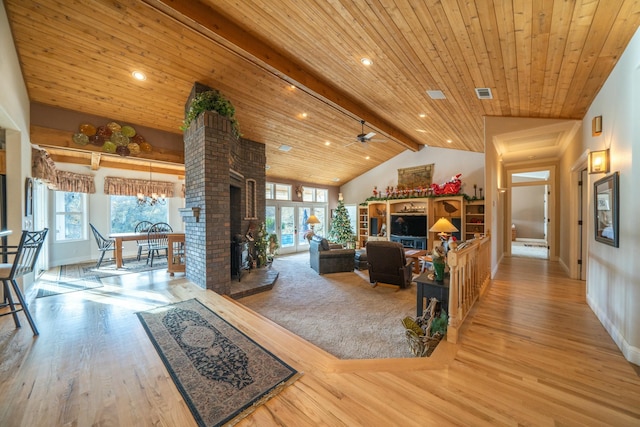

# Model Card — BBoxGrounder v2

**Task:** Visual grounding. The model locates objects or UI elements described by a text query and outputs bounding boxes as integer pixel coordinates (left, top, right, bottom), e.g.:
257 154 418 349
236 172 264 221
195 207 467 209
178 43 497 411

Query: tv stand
390 235 427 250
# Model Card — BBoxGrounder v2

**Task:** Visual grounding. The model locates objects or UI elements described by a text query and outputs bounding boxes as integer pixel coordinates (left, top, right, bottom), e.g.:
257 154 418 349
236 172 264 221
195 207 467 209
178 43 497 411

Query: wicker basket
404 329 443 357
401 297 444 357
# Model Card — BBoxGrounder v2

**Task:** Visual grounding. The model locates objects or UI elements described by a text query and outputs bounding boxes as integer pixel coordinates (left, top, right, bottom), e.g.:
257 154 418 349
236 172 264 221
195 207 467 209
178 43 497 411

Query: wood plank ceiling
5 0 640 184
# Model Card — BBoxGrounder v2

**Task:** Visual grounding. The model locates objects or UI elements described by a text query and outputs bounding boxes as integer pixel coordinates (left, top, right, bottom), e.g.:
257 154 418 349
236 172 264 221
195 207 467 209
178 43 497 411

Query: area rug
137 298 300 427
61 256 168 280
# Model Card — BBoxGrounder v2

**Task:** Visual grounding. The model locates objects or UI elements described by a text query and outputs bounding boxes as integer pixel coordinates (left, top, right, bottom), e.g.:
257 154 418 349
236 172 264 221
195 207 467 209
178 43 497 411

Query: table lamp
429 217 459 241
306 214 321 231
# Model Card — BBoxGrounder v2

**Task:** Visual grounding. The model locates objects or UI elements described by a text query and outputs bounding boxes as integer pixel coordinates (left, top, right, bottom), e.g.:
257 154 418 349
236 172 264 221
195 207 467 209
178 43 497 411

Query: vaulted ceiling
5 0 640 184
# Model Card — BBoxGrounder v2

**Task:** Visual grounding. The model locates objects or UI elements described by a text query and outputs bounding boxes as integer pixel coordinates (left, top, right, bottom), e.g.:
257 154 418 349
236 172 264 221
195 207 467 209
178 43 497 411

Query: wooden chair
89 223 119 268
146 222 172 266
135 221 154 261
0 229 48 335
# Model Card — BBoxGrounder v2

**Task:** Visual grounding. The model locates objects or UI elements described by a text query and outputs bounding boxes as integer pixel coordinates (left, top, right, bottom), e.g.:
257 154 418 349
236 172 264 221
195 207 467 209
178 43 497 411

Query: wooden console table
167 233 185 276
415 272 449 317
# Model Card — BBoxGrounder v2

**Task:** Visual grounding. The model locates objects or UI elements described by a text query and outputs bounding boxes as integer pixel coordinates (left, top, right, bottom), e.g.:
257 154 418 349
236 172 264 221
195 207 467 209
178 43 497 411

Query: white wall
340 145 485 204
0 2 31 238
582 27 640 365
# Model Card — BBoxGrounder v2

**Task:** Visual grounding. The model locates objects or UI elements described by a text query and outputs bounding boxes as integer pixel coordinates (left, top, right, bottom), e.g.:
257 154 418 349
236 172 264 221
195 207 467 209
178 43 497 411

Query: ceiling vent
426 90 446 99
475 88 493 99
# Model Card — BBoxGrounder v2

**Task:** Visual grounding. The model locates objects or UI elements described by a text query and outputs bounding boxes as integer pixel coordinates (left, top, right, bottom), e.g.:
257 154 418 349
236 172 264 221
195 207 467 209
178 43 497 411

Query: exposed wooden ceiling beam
142 0 422 152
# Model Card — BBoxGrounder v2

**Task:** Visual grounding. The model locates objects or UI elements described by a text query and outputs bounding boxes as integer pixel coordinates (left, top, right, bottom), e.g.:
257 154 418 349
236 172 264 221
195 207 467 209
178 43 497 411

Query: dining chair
147 222 172 266
89 223 120 268
135 221 154 261
0 228 48 335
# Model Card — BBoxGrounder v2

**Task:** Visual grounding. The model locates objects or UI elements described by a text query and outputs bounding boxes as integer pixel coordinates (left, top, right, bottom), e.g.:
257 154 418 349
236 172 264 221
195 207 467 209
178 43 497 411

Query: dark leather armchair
366 240 413 288
309 236 355 274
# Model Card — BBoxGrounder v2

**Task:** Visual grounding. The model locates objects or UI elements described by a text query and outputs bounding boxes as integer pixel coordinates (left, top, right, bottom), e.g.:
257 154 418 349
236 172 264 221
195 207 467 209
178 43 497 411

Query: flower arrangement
181 90 241 137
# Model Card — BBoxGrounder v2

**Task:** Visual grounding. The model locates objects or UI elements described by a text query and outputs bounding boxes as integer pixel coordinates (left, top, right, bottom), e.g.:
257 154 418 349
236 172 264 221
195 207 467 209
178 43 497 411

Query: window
302 187 328 202
266 182 291 200
110 195 168 233
55 191 86 241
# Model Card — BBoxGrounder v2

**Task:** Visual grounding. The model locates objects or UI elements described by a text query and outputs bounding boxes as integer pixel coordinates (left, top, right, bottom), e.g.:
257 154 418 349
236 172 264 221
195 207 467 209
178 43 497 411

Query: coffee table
404 249 427 274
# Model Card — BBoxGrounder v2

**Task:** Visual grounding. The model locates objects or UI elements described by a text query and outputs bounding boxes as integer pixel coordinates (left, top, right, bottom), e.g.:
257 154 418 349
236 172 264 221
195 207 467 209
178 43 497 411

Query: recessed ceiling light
300 112 308 118
446 139 453 144
131 70 146 81
278 145 292 152
426 90 446 99
265 165 271 170
416 129 427 133
288 85 296 90
332 177 340 182
360 57 373 66
365 156 370 160
419 113 426 118
324 141 331 146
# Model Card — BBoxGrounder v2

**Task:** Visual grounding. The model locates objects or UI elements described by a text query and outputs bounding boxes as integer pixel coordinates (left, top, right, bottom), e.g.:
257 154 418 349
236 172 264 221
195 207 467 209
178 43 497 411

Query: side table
415 272 449 317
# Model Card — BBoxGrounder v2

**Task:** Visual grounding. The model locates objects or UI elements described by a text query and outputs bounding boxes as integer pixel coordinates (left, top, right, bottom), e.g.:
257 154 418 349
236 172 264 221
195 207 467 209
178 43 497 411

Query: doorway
265 201 327 254
507 168 554 260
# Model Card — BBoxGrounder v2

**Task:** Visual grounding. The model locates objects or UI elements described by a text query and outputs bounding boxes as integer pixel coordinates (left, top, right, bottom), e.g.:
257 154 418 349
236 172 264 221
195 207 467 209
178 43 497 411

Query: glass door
266 202 327 254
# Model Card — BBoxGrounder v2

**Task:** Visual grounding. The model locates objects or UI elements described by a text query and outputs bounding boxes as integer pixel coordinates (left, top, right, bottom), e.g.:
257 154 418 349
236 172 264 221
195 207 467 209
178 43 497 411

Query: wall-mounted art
397 164 434 189
594 171 619 247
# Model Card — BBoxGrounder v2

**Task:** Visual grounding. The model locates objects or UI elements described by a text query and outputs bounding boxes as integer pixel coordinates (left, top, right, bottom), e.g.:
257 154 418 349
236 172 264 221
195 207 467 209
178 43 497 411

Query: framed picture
594 172 619 247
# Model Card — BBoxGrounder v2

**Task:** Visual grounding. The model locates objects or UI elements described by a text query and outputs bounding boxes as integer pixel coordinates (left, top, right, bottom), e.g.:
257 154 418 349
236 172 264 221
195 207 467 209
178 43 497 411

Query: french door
265 202 327 254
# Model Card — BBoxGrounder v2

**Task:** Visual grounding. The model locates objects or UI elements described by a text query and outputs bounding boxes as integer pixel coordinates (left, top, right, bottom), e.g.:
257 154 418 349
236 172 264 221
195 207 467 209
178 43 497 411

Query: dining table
108 231 157 269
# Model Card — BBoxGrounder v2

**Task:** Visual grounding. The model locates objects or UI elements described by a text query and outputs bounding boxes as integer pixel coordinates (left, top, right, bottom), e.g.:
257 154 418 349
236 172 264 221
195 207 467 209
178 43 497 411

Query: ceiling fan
346 120 386 147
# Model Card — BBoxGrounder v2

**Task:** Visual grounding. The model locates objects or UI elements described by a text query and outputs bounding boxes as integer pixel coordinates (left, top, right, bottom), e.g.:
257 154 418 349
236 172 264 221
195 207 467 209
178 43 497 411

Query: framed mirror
594 171 619 247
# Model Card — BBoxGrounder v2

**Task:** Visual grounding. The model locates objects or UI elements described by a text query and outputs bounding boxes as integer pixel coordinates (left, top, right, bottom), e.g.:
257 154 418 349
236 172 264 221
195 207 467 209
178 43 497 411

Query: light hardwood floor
1 256 639 426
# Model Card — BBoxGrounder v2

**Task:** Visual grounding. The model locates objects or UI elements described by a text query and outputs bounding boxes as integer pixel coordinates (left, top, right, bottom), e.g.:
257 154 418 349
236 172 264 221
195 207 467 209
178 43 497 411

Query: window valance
31 147 96 193
56 170 96 193
104 176 175 198
31 147 57 187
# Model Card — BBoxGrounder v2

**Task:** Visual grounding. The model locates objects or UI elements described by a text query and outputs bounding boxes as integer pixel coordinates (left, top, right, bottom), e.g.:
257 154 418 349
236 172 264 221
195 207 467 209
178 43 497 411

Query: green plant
267 233 279 259
181 90 241 137
254 222 269 267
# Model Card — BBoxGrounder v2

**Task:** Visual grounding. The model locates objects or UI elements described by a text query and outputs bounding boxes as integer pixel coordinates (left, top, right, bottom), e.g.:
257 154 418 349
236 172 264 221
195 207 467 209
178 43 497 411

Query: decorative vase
433 259 446 281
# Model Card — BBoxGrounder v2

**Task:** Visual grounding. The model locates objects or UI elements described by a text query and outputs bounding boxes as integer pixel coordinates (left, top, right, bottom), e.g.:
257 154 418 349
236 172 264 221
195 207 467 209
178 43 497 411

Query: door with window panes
265 183 328 254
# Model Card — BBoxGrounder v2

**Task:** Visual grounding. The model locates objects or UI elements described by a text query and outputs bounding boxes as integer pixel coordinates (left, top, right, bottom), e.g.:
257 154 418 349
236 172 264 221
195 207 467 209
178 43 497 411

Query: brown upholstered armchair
365 240 413 288
309 236 355 274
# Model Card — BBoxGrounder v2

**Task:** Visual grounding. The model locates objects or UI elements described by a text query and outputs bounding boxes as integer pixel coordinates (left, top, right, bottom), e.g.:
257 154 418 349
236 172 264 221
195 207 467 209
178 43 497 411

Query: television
390 215 427 237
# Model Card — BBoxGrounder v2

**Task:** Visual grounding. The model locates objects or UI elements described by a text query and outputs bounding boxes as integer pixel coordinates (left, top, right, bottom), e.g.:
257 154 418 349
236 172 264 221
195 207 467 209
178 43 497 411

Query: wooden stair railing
445 236 491 343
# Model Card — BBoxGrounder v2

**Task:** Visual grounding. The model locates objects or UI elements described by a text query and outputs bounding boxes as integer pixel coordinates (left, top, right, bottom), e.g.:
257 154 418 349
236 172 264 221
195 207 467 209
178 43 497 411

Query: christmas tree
328 198 355 246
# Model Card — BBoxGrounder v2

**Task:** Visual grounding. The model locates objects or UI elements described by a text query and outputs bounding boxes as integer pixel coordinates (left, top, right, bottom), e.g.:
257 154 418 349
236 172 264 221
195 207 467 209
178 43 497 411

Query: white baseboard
587 293 640 366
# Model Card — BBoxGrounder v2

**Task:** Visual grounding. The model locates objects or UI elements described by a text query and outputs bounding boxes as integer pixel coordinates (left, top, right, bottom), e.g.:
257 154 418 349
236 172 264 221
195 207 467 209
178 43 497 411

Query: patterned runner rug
137 299 300 427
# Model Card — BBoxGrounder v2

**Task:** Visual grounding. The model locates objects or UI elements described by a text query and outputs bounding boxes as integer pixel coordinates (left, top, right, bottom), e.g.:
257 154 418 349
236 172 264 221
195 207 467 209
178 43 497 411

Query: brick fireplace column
182 83 266 293
183 87 232 294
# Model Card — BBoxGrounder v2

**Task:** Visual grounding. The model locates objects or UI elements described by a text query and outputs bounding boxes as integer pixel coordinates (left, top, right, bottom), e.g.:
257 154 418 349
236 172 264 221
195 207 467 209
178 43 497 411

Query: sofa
309 236 355 274
365 240 413 288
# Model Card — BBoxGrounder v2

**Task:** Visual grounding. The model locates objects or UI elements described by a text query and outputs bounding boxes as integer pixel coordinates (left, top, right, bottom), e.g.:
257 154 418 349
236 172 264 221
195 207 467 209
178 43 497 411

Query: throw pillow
321 238 330 251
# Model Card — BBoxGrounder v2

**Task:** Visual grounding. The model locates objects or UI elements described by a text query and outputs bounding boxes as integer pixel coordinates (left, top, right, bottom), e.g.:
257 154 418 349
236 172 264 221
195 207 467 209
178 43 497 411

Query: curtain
104 176 175 197
31 147 96 193
31 147 58 188
55 170 96 193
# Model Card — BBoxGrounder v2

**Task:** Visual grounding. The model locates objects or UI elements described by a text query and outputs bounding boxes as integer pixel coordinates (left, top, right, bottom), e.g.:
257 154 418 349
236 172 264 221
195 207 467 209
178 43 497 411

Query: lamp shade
306 214 321 225
588 149 609 174
429 217 459 233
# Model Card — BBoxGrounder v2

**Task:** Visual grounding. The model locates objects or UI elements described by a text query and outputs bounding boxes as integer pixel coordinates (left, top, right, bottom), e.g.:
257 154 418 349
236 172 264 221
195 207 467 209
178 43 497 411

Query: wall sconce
592 115 602 136
588 149 610 174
